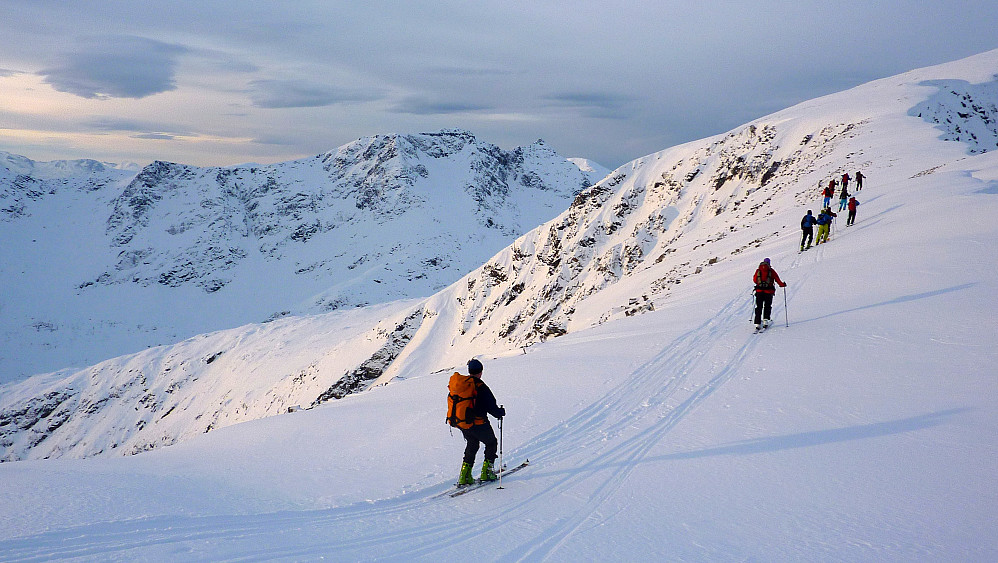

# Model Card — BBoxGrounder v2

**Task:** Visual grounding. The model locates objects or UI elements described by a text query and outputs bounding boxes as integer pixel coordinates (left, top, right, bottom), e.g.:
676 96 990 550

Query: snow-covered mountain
0 51 996 561
3 51 997 464
0 130 608 383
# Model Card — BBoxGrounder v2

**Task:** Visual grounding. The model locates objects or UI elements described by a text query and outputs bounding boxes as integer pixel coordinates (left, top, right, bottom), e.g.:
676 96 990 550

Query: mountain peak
0 129 604 384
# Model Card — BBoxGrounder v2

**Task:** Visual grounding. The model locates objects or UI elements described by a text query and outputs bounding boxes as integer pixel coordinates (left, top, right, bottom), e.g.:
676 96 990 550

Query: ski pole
783 286 789 327
497 407 504 489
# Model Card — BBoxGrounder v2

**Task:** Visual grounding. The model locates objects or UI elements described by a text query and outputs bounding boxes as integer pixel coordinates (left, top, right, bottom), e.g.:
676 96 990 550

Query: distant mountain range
0 129 609 383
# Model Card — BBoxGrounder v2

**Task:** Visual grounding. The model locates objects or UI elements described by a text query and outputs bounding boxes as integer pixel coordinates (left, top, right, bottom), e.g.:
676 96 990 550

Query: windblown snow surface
1 50 997 560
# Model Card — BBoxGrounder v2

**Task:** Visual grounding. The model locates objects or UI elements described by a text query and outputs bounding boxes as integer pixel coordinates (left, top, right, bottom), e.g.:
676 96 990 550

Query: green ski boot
458 462 475 486
480 459 498 482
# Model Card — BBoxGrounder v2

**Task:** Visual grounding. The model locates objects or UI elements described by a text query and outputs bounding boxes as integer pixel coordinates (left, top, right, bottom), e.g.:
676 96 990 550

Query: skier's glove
496 407 506 418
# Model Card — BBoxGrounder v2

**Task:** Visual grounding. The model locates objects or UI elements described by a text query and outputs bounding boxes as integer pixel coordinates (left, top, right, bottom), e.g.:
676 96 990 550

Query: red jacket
753 263 786 294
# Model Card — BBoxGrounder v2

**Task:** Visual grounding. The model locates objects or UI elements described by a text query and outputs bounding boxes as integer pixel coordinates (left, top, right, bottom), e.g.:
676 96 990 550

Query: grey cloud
544 92 637 120
86 117 155 131
0 68 25 77
189 48 260 74
249 79 384 109
252 134 300 146
426 66 515 77
391 96 494 115
39 36 188 99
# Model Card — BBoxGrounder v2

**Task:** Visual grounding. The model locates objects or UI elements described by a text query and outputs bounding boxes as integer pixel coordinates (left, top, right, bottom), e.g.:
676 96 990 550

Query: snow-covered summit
0 151 138 179
567 156 611 179
0 130 605 382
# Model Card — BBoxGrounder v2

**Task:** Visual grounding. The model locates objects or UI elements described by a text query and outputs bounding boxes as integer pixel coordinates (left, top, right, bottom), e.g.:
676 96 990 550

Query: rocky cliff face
92 129 601 300
909 77 998 154
0 130 606 382
422 120 867 354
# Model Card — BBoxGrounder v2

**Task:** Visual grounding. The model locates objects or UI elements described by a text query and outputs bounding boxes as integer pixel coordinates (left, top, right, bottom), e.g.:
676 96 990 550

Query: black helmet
467 359 483 375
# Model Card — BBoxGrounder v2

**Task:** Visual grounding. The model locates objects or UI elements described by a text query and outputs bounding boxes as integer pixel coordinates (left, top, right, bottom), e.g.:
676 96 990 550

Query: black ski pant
461 423 497 464
800 227 813 248
754 291 774 325
847 209 856 225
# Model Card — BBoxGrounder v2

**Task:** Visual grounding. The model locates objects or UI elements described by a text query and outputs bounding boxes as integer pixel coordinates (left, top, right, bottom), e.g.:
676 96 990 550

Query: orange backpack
446 372 482 429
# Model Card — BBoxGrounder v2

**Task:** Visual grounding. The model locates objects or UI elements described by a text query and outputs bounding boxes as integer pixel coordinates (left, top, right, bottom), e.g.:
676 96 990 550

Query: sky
1 1 997 170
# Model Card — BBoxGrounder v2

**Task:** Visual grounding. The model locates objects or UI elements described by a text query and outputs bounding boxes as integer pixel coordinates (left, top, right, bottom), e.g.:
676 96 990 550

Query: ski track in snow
498 293 762 561
0 292 769 561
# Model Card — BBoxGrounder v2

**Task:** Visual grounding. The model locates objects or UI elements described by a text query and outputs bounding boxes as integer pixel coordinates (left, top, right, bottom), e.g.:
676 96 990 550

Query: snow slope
0 131 605 383
0 50 997 560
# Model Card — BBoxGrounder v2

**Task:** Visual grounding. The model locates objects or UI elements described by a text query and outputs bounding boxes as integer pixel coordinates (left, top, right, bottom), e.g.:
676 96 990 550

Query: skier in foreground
753 258 787 331
447 359 505 485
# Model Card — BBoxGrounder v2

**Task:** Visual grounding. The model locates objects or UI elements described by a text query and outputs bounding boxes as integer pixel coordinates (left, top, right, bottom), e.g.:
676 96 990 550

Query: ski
446 460 530 498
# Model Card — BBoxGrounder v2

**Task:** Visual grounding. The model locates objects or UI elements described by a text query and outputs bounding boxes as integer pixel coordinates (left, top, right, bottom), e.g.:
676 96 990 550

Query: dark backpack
446 373 480 429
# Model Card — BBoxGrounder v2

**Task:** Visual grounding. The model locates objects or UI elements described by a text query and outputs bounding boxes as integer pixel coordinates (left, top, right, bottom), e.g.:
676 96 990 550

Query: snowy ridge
2 52 998 467
909 77 998 153
0 301 419 460
413 120 864 353
0 151 136 180
98 130 594 295
0 130 603 381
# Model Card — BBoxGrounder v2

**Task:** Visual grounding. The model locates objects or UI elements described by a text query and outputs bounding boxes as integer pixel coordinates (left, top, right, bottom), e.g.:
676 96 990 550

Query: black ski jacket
470 378 504 421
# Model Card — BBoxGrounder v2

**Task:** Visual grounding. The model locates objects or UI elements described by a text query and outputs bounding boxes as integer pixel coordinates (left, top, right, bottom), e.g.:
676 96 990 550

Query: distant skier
752 258 787 330
838 185 849 211
447 359 505 485
815 208 837 244
841 173 850 191
800 209 818 251
823 180 835 208
855 170 864 191
847 197 860 226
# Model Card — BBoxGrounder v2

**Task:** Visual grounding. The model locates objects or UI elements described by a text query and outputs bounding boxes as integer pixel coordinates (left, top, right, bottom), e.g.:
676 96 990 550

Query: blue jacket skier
800 210 818 250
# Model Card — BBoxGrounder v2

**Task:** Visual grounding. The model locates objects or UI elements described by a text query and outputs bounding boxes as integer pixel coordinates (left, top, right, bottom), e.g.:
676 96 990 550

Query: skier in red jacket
753 258 787 330
847 197 860 226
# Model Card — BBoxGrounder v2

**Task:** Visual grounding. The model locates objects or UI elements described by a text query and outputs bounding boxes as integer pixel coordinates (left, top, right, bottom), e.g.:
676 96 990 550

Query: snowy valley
0 50 997 560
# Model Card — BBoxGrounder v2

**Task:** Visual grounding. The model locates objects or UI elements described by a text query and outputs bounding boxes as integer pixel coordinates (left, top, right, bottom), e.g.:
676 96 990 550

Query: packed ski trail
0 290 776 561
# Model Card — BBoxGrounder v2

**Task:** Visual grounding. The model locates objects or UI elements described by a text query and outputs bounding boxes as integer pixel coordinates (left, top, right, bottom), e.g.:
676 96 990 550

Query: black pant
754 292 774 325
847 209 856 225
461 423 497 464
800 227 813 248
